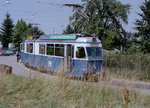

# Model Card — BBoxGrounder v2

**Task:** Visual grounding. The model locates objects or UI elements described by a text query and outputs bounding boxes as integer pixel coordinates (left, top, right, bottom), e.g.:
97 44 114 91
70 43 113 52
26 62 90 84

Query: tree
0 13 14 47
12 20 44 47
63 25 74 34
12 19 29 47
134 0 150 53
65 0 130 50
28 23 44 36
0 33 2 41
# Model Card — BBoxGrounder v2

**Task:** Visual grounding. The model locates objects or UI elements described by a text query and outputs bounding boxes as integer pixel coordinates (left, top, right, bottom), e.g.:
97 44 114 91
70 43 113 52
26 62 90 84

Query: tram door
64 44 73 74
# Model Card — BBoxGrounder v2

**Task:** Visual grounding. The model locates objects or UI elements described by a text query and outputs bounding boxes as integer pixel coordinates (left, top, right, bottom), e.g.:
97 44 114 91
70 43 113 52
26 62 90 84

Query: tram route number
48 61 52 67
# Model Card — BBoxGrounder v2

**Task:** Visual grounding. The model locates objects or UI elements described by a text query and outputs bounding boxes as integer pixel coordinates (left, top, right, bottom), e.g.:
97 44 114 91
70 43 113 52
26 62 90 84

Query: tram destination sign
40 34 76 40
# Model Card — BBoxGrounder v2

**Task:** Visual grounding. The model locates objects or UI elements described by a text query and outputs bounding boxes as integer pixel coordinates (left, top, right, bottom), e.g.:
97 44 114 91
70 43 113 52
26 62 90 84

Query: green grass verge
103 54 150 81
0 73 150 108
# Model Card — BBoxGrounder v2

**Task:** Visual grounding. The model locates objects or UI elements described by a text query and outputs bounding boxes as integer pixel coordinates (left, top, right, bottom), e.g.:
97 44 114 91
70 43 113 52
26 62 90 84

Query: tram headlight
92 38 96 42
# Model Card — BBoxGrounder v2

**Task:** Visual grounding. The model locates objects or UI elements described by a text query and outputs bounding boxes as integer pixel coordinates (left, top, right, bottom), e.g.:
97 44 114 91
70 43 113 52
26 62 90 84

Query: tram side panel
22 53 34 67
71 60 102 77
21 53 103 77
43 56 64 73
72 59 88 77
87 60 103 74
21 52 102 77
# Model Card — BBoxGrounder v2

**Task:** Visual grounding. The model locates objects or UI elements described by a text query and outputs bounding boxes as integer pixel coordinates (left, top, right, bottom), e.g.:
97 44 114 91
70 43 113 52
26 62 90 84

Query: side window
76 47 86 59
27 44 29 52
29 44 33 53
55 44 64 57
47 44 54 55
27 43 33 53
39 44 45 54
23 43 25 50
72 46 74 58
67 45 71 57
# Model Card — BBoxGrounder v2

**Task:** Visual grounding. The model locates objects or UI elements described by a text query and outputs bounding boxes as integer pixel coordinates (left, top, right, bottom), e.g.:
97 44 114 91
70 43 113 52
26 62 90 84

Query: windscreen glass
86 47 102 59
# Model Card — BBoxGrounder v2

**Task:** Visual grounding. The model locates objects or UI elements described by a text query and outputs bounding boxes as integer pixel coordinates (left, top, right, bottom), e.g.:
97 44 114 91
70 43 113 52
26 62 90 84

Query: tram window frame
47 44 54 55
27 43 33 53
39 44 46 55
55 44 64 57
76 47 86 59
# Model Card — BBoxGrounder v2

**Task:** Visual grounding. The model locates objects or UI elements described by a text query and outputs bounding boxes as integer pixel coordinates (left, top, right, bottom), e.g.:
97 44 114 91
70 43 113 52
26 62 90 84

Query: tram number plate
48 61 52 67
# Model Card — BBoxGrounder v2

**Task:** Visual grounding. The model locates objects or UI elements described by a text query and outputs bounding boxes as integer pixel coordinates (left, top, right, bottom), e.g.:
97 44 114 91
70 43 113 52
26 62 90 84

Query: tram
20 34 103 78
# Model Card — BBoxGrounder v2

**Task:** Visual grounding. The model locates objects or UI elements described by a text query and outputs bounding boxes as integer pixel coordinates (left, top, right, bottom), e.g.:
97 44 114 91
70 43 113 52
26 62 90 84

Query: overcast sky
0 0 144 34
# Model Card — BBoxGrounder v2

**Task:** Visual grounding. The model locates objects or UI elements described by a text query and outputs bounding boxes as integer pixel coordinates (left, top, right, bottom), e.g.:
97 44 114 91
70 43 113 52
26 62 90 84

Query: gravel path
0 55 58 79
0 55 150 95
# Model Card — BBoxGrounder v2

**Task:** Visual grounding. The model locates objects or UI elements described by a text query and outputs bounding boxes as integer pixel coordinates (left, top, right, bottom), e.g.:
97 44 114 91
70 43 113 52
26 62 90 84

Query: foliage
63 25 74 34
28 23 44 36
12 20 44 47
124 32 141 54
0 13 14 47
134 0 150 53
65 0 130 50
0 34 2 41
12 19 29 47
0 73 150 107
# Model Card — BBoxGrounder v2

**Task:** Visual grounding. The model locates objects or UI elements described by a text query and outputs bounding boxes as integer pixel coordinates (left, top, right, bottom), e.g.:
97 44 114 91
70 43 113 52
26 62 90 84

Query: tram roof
25 34 101 43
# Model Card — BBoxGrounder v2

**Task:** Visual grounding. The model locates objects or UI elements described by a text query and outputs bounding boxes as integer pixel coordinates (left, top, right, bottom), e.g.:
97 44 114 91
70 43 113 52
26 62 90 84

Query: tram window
22 43 25 50
55 44 64 57
67 45 71 56
27 43 33 53
76 47 86 59
72 46 74 58
39 44 45 54
27 44 29 52
47 44 54 55
86 47 102 59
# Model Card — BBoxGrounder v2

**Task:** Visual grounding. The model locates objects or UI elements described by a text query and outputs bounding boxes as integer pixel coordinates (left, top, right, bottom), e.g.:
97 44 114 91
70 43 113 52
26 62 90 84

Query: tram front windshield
86 47 102 59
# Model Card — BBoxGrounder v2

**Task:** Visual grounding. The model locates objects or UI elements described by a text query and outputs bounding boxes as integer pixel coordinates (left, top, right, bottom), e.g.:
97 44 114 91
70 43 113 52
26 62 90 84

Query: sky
0 0 144 34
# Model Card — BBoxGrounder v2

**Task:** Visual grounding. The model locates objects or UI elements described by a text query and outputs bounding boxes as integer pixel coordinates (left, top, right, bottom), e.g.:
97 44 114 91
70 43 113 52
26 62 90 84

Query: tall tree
12 19 29 47
0 13 14 47
134 0 150 53
12 20 44 47
63 25 74 34
66 0 130 50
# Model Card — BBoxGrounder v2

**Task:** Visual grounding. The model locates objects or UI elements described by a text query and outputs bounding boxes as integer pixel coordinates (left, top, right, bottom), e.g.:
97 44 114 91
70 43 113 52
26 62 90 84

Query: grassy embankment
103 54 150 81
0 73 150 108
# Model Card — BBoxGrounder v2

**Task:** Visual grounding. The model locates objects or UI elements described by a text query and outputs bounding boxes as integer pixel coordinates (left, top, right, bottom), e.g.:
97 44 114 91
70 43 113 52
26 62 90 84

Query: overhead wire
0 0 76 33
0 0 68 18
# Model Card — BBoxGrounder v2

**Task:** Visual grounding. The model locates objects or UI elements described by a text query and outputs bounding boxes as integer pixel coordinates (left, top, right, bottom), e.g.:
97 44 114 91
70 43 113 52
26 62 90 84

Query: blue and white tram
20 34 103 78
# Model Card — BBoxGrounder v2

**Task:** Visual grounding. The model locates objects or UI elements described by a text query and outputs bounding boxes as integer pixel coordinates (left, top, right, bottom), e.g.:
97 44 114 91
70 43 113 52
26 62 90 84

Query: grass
103 53 150 81
0 73 150 108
